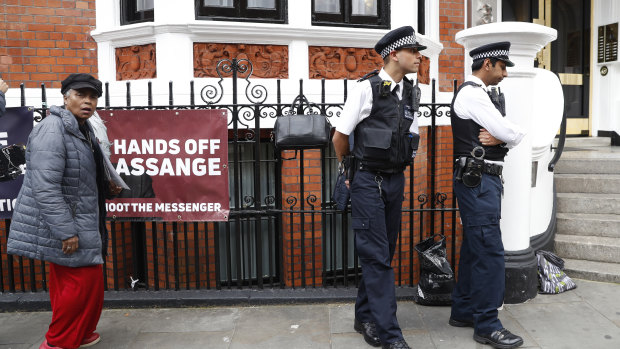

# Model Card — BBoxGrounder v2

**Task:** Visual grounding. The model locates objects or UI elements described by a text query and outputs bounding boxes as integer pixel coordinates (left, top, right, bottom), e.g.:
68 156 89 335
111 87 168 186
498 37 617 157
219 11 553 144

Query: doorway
502 0 591 136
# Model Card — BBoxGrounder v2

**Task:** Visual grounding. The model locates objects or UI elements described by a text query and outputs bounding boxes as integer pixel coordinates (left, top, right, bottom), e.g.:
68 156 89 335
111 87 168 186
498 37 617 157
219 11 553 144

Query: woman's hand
62 236 79 255
108 181 123 196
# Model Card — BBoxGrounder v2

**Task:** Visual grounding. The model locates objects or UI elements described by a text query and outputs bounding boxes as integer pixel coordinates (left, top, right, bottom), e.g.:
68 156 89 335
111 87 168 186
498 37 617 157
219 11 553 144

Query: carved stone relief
309 46 431 84
194 43 288 79
115 44 157 81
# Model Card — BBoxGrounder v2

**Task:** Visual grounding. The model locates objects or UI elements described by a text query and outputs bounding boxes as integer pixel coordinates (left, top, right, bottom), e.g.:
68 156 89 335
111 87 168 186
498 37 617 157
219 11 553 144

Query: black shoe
448 317 474 328
381 339 411 349
354 318 381 347
474 328 524 349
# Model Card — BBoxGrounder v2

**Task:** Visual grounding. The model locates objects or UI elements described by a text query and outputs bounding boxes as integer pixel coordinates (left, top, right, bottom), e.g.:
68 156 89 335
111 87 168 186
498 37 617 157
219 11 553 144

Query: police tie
392 84 400 100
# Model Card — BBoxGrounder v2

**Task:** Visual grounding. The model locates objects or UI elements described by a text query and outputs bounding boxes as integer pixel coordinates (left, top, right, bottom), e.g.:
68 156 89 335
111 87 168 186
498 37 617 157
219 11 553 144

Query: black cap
469 41 515 67
374 26 427 59
61 73 103 97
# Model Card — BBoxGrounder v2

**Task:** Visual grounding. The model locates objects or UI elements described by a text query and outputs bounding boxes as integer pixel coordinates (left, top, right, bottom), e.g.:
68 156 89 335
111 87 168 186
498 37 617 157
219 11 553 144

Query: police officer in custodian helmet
332 26 425 349
449 42 526 349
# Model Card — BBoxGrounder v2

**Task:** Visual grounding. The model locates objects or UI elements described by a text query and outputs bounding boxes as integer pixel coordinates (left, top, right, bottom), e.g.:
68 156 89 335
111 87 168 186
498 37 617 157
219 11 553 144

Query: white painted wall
87 0 444 128
591 0 620 136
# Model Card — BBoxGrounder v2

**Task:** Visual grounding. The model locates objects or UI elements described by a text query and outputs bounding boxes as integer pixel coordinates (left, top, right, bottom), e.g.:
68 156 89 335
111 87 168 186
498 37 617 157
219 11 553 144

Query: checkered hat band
380 35 417 58
471 49 510 61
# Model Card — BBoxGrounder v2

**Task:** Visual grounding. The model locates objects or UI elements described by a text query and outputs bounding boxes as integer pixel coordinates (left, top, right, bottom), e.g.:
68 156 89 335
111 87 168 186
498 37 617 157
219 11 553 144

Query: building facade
0 0 616 300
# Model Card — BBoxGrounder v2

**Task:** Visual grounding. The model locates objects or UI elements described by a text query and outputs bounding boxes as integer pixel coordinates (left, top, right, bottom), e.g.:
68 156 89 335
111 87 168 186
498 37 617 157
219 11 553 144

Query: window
195 0 286 23
121 0 154 25
312 0 389 28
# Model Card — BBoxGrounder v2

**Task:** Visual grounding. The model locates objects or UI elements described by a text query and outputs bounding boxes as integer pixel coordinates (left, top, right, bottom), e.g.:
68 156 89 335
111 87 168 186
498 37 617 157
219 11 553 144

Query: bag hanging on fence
273 95 331 151
413 234 455 306
0 144 26 182
536 250 577 294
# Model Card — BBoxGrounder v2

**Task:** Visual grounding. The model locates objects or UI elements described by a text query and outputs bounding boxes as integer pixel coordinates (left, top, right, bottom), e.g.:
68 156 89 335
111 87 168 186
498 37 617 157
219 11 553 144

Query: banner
99 109 230 221
0 107 34 219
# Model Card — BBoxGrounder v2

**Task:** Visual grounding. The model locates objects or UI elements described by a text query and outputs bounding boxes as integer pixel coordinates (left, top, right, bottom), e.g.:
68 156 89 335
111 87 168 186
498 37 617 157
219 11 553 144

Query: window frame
311 0 390 29
195 0 287 24
120 0 155 26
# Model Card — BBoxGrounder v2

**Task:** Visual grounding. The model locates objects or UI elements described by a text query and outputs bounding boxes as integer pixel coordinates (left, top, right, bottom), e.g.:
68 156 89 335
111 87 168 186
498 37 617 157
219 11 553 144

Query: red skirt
46 263 104 349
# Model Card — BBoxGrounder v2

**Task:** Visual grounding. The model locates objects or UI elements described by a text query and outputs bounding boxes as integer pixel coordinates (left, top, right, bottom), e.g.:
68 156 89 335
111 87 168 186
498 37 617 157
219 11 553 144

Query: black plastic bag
414 234 455 306
0 144 26 182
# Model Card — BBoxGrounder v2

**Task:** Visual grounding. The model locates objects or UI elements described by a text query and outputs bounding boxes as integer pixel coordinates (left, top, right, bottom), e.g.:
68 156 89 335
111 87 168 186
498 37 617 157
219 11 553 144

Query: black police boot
354 318 381 347
448 317 474 328
473 328 524 349
381 339 411 349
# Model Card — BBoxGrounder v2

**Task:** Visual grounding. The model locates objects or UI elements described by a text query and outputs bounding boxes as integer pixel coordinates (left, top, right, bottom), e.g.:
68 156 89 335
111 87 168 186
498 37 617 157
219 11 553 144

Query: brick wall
438 0 465 92
0 0 97 89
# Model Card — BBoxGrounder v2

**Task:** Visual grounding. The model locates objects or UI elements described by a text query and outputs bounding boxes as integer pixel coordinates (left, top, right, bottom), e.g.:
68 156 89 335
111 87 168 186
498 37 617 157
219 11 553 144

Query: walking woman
7 73 122 349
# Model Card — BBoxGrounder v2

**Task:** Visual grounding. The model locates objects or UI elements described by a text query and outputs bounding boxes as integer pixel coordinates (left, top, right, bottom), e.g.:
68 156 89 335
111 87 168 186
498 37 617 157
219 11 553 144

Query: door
502 0 591 136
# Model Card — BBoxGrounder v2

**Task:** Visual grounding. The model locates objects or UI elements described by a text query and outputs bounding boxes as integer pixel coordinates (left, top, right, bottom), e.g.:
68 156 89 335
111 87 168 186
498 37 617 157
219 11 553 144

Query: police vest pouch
273 96 331 150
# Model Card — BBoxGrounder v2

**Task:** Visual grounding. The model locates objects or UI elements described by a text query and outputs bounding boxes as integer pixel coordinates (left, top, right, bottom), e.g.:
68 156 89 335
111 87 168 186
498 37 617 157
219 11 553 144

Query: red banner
99 109 229 221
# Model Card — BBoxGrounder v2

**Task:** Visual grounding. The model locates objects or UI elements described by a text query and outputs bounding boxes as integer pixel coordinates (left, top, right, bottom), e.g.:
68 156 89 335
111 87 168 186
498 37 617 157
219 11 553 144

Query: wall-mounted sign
598 23 618 63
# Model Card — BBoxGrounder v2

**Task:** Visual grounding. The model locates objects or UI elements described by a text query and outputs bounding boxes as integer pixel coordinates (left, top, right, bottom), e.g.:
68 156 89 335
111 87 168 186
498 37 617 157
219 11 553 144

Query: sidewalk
1 279 619 349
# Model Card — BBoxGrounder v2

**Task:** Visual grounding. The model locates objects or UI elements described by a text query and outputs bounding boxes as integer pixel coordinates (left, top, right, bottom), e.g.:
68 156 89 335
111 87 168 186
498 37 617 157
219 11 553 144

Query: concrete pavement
1 279 619 348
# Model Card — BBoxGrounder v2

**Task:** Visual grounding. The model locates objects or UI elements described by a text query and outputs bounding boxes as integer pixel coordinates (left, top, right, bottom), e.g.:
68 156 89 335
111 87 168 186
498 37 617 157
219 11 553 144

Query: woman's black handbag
414 234 455 306
273 95 331 151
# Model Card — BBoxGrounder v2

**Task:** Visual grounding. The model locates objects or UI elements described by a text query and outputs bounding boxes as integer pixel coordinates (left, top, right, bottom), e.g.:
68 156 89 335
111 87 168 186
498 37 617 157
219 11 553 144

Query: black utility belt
454 156 503 188
359 163 405 175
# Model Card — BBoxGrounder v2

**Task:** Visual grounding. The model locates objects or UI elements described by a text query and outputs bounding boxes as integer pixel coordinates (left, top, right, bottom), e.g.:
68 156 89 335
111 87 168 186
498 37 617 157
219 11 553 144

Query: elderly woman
7 73 121 349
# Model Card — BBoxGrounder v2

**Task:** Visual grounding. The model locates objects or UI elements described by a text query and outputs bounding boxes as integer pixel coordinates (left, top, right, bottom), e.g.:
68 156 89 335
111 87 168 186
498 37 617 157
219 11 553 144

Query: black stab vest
352 74 416 173
450 81 509 161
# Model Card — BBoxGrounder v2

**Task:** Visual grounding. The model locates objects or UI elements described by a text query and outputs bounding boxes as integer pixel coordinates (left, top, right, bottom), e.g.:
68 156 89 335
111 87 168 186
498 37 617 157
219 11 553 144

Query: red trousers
46 263 104 349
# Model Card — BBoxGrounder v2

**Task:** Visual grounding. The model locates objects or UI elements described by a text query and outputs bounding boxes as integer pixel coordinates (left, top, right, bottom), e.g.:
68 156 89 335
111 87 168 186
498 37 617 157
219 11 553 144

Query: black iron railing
1 58 459 294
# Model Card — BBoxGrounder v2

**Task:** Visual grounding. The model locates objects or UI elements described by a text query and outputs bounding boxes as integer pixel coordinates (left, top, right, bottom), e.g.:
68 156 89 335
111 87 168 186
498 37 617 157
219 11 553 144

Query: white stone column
456 22 557 252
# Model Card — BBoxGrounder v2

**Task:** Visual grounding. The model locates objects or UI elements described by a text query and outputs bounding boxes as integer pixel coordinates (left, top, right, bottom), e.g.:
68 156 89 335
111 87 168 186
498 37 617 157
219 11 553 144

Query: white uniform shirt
335 68 419 136
453 75 525 149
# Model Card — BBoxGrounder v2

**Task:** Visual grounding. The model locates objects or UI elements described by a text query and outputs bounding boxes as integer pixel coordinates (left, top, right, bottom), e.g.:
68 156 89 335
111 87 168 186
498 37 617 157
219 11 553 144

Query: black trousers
352 169 404 344
451 172 505 335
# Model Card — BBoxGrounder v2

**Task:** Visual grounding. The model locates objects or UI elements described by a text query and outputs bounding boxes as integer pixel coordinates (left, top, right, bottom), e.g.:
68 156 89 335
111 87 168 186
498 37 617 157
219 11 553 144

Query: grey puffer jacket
7 106 104 267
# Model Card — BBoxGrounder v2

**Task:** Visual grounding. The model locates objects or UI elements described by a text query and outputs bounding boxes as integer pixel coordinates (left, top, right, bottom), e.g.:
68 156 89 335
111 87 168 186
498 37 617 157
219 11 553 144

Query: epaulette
357 70 379 82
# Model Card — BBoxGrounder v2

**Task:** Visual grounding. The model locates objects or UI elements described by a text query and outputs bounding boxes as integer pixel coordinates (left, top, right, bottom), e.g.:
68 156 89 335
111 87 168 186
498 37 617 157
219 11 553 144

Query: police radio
488 87 506 116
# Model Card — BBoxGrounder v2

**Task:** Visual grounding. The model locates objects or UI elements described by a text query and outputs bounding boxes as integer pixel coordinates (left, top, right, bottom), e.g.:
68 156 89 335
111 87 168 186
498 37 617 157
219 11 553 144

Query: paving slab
128 331 232 349
230 305 330 349
506 301 620 349
0 311 50 346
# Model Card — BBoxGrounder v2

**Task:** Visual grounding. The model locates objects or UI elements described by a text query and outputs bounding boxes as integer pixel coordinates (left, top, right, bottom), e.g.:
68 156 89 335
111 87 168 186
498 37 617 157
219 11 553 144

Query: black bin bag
413 234 455 306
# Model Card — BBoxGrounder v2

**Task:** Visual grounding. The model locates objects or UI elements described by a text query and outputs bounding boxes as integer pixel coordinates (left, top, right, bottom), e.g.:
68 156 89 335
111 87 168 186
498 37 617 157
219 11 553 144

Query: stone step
554 234 620 264
563 258 620 284
554 158 620 174
555 174 620 194
556 213 620 238
555 136 611 148
557 193 620 214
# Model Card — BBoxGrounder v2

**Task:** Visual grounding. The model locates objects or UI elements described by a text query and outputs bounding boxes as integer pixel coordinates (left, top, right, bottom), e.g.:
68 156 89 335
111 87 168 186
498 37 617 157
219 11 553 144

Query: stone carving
418 55 430 85
309 46 431 84
115 44 157 81
194 43 288 79
309 46 382 80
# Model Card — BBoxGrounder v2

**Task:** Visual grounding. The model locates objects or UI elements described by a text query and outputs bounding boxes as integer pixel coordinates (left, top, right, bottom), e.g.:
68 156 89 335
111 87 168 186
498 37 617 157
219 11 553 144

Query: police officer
332 26 424 349
449 42 526 349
